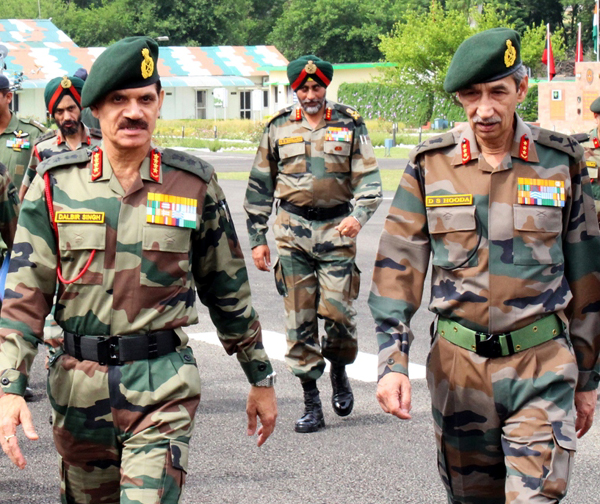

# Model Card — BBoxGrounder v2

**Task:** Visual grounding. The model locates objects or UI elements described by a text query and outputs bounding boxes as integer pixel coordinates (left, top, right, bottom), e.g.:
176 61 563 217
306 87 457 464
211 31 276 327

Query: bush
517 84 538 122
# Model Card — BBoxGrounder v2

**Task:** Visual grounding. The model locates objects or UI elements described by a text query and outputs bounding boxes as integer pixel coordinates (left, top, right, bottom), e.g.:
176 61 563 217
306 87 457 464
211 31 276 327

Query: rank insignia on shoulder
346 108 360 121
150 149 161 182
461 138 471 164
425 194 473 207
146 192 197 229
55 211 105 224
517 177 565 207
91 149 103 181
325 127 351 142
278 136 304 146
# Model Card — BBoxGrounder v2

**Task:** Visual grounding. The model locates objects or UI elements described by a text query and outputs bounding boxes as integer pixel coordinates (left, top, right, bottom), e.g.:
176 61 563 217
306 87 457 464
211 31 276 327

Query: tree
520 23 565 76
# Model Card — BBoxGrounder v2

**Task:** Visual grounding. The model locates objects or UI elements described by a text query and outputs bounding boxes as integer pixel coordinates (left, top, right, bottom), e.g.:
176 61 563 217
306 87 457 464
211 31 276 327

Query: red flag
575 22 583 74
541 24 556 81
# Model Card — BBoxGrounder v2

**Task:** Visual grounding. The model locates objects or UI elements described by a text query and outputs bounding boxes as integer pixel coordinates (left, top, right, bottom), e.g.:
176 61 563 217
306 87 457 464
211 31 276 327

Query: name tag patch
425 194 473 207
55 211 105 224
325 127 351 142
517 178 565 207
278 136 304 146
587 160 598 168
147 193 197 228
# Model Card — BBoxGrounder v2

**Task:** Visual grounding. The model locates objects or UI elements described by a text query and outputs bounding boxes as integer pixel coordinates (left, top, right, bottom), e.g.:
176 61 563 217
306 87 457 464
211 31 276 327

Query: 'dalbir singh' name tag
425 194 473 207
278 136 304 146
55 211 105 224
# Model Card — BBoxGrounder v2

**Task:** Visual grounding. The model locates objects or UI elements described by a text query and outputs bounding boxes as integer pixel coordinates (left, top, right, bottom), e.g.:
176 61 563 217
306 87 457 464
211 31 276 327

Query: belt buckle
475 333 503 358
306 206 319 220
97 337 121 365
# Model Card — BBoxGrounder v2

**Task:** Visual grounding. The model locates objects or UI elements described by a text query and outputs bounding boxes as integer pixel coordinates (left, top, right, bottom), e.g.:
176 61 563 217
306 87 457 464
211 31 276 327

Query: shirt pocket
324 141 351 173
426 205 478 269
141 225 191 287
278 142 306 174
57 223 106 285
513 205 563 266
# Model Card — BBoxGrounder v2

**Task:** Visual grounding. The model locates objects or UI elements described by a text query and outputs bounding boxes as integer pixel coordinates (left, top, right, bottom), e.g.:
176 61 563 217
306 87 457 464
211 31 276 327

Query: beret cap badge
304 61 317 74
504 40 517 68
141 48 154 79
61 76 72 89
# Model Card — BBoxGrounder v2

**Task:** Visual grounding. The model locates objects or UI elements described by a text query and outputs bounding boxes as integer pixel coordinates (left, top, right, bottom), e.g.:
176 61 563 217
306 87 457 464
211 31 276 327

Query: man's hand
376 372 412 420
246 385 277 447
0 394 39 469
252 245 271 272
575 389 597 438
335 216 361 238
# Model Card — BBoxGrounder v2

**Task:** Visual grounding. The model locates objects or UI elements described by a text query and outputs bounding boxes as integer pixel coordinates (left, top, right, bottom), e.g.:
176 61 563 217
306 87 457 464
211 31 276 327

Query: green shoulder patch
20 117 47 133
161 148 214 183
333 103 364 125
571 132 590 143
409 131 456 163
535 127 584 161
34 129 58 146
89 127 102 139
267 106 293 125
37 148 91 176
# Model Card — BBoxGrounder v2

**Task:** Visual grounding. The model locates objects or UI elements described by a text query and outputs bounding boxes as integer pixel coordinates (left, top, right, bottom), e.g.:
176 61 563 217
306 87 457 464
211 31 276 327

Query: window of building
10 92 19 113
240 91 251 119
196 90 207 119
263 90 268 108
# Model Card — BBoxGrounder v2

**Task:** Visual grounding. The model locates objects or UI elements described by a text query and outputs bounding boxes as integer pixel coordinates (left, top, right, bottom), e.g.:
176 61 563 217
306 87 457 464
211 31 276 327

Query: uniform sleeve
349 122 382 227
243 127 277 248
0 166 19 249
193 176 273 384
0 176 57 397
21 146 41 194
563 156 600 391
368 160 430 380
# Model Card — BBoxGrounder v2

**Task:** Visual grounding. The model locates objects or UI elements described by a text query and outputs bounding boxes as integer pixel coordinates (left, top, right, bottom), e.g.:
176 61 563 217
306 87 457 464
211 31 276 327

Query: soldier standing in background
370 28 600 503
244 55 382 432
0 74 46 190
0 36 276 504
19 74 102 201
575 97 600 222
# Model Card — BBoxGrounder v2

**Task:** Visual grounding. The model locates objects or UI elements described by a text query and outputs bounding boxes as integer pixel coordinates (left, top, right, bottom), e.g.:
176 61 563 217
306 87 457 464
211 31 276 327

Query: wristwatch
253 371 277 387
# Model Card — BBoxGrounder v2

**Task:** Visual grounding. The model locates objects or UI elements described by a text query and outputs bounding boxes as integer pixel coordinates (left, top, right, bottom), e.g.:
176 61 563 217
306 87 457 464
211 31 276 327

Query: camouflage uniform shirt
244 100 382 247
369 115 600 391
0 162 19 249
580 128 600 221
0 144 272 396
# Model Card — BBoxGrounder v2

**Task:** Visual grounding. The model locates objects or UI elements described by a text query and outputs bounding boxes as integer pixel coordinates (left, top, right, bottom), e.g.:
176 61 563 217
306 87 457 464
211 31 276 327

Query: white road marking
187 330 426 382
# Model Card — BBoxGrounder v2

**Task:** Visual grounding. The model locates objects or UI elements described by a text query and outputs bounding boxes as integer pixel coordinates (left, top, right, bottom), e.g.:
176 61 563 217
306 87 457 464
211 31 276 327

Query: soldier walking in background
19 74 102 201
0 36 276 504
370 28 600 503
575 96 600 222
244 55 382 432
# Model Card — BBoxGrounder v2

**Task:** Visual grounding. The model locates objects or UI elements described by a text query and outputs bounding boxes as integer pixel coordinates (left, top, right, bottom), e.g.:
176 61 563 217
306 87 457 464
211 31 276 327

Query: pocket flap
58 223 106 251
514 205 562 233
324 141 351 156
426 205 476 235
279 142 305 160
143 225 191 253
170 440 189 473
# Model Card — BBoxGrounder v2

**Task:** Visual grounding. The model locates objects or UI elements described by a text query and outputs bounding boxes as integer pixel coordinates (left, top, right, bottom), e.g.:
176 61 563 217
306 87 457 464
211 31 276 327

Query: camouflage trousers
426 332 577 504
47 346 201 504
273 208 360 382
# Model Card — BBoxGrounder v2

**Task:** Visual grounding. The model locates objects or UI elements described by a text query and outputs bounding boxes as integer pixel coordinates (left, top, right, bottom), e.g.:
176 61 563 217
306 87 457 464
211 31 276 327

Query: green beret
591 97 600 114
287 55 333 91
82 36 160 108
444 28 522 93
44 76 85 115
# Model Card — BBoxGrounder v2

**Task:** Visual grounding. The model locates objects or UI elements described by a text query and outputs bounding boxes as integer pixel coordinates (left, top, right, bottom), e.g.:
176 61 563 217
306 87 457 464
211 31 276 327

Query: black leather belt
63 330 179 365
280 200 351 221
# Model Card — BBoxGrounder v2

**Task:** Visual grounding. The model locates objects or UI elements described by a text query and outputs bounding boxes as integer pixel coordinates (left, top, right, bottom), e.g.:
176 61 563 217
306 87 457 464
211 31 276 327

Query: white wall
13 89 47 122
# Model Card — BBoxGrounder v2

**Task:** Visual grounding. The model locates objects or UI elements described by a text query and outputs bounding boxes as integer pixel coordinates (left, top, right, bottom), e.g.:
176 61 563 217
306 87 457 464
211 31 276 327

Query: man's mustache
472 115 501 125
118 118 149 130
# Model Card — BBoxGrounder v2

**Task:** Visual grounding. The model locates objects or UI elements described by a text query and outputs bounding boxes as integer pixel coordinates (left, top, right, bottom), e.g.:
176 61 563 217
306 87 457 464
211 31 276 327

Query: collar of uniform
140 147 160 183
83 124 92 146
91 142 112 183
291 103 303 122
590 128 600 143
4 112 20 135
451 123 480 166
510 114 539 163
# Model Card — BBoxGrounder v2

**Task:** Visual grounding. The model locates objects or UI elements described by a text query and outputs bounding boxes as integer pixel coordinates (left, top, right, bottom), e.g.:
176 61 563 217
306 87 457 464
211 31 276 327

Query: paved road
1 152 598 504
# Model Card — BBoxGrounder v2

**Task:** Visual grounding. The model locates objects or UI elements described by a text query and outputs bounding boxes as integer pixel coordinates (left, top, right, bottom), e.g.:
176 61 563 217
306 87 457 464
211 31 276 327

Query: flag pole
597 0 600 62
547 23 550 82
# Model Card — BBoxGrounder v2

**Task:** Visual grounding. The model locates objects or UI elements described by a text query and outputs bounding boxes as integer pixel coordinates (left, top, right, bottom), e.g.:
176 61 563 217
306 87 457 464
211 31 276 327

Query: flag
541 24 556 81
575 22 583 74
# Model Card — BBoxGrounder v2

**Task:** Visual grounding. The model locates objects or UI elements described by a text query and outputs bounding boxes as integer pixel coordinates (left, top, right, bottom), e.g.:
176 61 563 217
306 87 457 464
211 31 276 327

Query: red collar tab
91 149 103 181
150 149 161 182
56 132 64 145
519 134 530 161
86 136 91 145
325 107 332 121
593 137 600 149
295 108 302 121
461 139 471 164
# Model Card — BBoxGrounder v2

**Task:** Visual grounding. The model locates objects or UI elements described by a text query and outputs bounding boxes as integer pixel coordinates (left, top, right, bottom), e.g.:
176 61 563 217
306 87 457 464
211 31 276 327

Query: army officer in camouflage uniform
19 74 102 201
244 55 382 433
574 96 600 222
370 29 600 503
0 74 46 190
0 36 277 504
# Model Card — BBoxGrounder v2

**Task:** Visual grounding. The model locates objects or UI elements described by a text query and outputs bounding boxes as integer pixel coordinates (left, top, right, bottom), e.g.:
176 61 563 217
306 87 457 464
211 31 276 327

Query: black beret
444 28 522 93
0 75 9 90
82 36 160 107
287 55 333 91
44 76 85 115
591 97 600 114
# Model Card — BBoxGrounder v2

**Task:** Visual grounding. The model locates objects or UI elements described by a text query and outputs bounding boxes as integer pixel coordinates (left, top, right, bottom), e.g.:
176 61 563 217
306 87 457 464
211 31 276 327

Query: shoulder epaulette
409 131 457 163
89 127 102 138
37 148 91 176
20 117 47 133
535 127 584 161
267 106 293 125
34 129 58 146
571 132 590 143
333 103 364 125
161 148 214 183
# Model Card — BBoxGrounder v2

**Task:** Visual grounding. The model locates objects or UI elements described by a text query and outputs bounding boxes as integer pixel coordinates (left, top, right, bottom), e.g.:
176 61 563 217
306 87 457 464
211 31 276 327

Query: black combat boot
330 365 353 416
295 384 325 433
